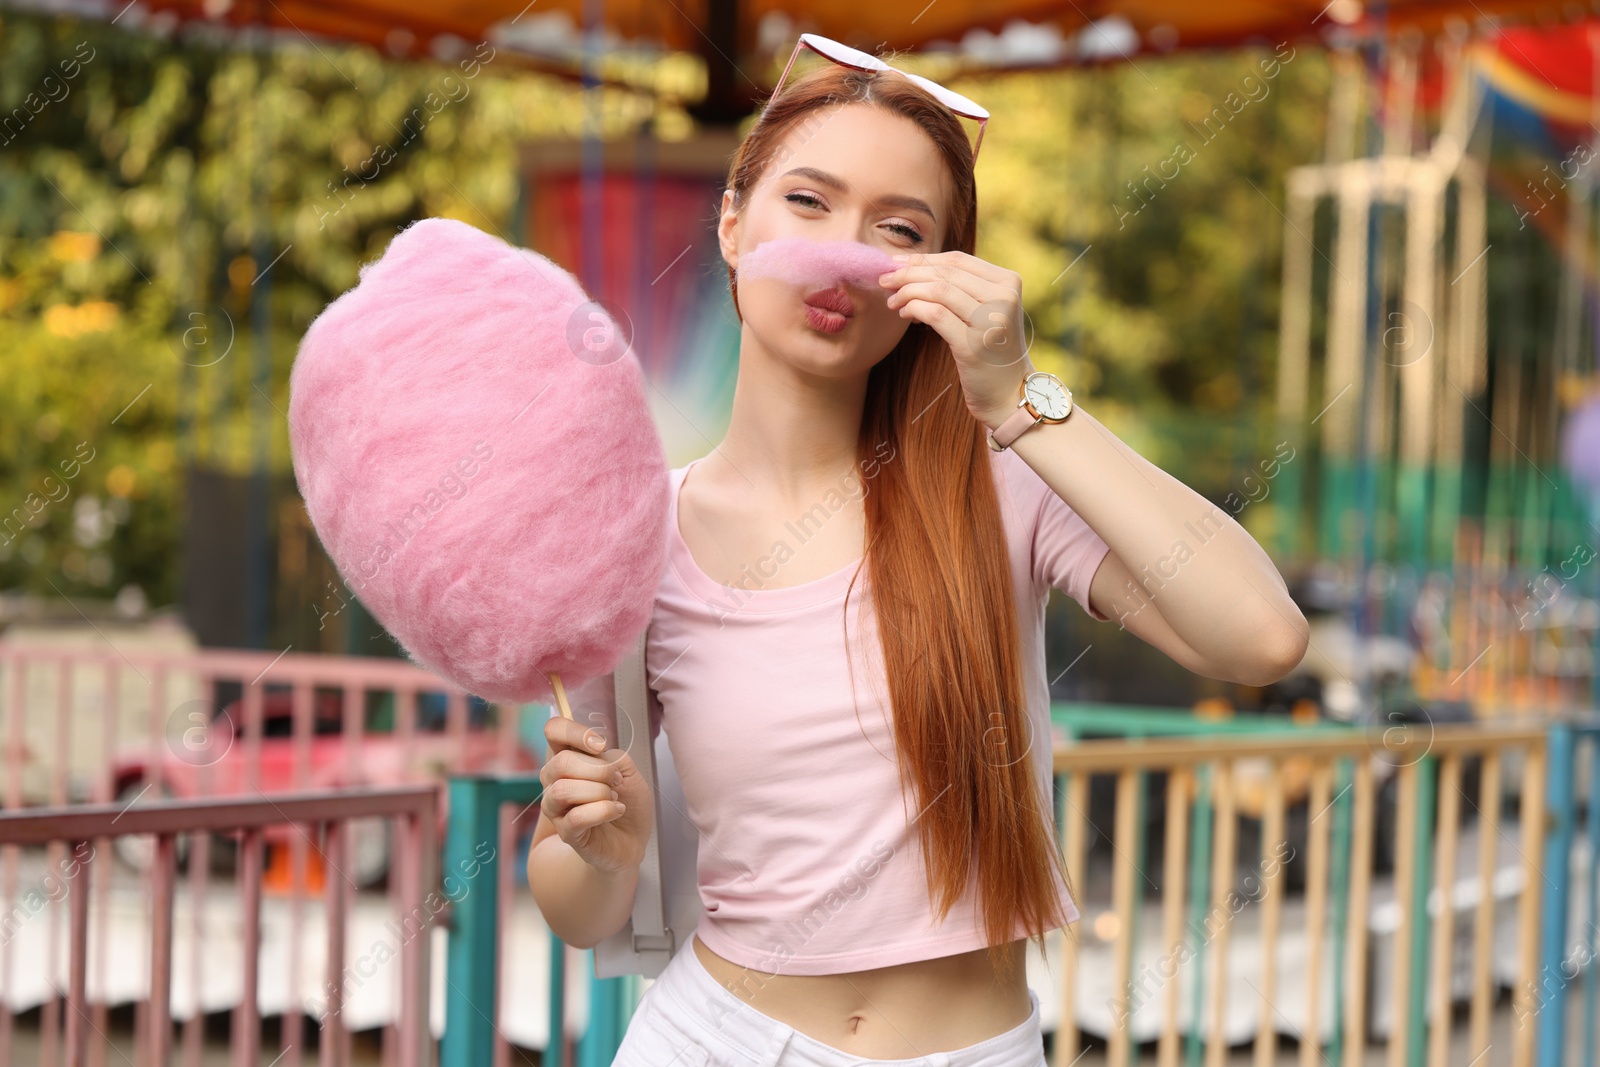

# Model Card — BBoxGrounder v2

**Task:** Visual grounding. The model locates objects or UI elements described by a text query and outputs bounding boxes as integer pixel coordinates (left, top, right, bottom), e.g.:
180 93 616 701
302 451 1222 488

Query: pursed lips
802 287 855 317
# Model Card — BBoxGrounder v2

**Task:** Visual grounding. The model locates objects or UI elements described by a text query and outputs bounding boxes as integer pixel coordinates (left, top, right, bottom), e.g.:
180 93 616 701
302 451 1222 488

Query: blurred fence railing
0 641 535 812
0 640 537 1067
458 713 1596 1067
11 677 1592 1067
1051 720 1578 1067
0 784 438 1067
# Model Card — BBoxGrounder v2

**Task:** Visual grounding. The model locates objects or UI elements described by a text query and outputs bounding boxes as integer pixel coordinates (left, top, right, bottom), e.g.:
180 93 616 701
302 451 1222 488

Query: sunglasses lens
802 33 887 72
903 72 989 120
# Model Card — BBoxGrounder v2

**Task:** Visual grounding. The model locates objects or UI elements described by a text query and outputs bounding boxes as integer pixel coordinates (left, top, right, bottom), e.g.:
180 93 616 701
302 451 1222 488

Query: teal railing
438 773 638 1067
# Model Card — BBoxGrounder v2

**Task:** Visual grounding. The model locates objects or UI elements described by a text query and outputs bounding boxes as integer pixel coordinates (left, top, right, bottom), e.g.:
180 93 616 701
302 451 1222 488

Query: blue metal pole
1327 758 1355 1067
442 773 639 1064
1406 758 1437 1067
1583 730 1599 1067
548 933 567 1067
578 957 628 1067
1184 763 1214 1067
441 776 499 1067
1537 724 1576 1067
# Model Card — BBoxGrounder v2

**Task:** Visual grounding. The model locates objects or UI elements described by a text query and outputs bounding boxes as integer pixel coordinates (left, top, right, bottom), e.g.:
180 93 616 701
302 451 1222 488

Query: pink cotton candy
736 237 900 289
288 217 670 704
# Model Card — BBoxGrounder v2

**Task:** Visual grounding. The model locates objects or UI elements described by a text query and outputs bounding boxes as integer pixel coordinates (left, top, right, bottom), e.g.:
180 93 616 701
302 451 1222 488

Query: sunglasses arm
767 38 810 110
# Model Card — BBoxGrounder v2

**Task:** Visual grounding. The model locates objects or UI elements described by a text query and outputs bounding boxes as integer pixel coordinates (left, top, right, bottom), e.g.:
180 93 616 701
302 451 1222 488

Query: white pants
611 937 1049 1067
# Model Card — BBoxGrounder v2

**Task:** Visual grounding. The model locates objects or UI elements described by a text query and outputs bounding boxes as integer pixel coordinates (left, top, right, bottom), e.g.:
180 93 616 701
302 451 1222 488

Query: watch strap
988 405 1041 451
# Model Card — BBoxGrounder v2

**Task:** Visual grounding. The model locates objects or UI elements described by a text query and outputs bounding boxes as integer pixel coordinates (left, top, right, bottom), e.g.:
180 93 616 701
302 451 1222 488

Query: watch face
1024 374 1071 420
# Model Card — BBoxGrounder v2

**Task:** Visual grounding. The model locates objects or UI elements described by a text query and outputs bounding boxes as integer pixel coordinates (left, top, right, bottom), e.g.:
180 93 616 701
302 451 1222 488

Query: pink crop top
643 446 1112 975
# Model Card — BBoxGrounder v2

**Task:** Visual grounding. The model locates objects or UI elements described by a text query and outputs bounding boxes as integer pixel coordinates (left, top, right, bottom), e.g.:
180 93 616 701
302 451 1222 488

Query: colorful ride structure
1275 19 1600 720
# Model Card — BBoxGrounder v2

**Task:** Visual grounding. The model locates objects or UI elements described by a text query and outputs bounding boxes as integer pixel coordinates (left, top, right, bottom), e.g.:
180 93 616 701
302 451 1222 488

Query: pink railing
0 642 533 808
0 785 438 1067
0 641 536 1067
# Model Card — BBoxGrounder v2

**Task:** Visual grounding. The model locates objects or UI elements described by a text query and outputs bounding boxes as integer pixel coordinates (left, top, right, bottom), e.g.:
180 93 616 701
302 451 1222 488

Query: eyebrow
780 166 937 223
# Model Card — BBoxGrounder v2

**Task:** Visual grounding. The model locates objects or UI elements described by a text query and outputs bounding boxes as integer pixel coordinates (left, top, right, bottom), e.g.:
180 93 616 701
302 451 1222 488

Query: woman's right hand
539 715 655 877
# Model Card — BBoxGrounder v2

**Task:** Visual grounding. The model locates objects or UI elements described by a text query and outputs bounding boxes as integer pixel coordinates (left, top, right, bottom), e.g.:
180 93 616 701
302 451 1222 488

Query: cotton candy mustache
735 237 900 290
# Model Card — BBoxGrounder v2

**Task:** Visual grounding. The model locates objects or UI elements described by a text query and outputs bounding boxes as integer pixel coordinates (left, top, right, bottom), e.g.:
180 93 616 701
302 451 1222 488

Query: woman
527 45 1309 1066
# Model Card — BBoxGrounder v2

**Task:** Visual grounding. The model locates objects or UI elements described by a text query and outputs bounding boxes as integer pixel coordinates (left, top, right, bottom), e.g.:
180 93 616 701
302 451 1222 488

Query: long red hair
724 61 1072 977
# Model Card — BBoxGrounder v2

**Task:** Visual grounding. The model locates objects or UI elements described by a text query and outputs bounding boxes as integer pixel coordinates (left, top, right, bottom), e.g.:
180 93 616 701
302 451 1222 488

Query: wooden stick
550 671 573 720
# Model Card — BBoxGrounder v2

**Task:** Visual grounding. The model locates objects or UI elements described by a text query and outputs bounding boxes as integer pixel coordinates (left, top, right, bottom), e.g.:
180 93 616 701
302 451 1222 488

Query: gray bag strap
613 627 675 964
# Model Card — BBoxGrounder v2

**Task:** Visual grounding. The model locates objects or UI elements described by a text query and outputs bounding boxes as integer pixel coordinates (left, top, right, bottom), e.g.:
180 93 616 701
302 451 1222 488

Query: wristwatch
988 371 1073 451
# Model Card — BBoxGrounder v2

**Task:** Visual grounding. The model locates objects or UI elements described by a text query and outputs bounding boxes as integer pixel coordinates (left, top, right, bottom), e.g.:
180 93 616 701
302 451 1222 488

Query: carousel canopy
8 0 1588 119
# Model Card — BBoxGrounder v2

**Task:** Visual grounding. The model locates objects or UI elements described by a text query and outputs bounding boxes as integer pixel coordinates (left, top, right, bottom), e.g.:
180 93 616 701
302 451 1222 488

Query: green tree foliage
955 43 1327 515
0 9 651 604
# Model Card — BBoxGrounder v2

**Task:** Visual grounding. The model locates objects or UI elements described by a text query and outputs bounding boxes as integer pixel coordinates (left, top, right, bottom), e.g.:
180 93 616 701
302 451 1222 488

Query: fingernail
609 788 619 801
614 802 627 814
892 254 910 261
587 734 605 751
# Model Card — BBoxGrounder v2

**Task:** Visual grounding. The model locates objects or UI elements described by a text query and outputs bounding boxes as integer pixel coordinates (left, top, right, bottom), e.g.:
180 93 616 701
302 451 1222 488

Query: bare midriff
690 932 1032 1057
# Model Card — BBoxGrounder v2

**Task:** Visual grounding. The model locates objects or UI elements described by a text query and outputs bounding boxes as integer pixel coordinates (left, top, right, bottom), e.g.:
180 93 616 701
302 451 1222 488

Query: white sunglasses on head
767 32 990 162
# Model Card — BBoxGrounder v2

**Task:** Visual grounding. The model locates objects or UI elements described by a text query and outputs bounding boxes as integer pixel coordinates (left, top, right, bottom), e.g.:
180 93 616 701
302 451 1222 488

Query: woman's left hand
878 250 1033 429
